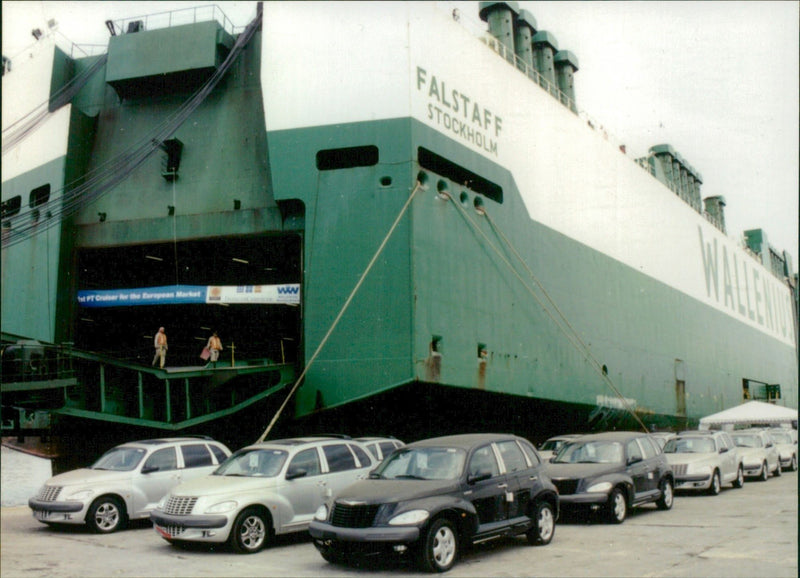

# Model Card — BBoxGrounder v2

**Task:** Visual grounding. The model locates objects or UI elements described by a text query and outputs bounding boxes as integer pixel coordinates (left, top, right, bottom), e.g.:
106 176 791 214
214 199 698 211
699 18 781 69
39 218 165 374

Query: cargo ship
2 2 797 461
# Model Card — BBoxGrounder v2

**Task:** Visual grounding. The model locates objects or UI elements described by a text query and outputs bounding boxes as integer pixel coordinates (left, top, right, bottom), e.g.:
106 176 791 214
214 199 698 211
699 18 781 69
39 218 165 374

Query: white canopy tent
699 401 798 430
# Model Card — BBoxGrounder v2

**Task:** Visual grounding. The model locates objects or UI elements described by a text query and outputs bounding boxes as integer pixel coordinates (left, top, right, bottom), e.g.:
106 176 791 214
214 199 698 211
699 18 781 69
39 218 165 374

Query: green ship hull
2 3 797 457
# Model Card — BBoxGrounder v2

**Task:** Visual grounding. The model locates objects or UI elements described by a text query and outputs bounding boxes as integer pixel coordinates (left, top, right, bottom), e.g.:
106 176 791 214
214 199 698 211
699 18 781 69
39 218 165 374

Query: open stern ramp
1 341 294 431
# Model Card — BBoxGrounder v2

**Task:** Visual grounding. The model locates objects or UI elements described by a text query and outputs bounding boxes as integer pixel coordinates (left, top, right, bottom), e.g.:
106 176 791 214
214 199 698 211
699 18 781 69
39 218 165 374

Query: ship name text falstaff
416 66 501 156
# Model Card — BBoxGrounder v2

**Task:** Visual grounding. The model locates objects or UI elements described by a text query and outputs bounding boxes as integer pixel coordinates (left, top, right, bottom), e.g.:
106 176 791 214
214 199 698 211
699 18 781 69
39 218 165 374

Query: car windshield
553 441 623 464
90 447 146 471
663 437 716 454
770 432 792 444
375 447 466 480
731 434 762 448
214 448 288 477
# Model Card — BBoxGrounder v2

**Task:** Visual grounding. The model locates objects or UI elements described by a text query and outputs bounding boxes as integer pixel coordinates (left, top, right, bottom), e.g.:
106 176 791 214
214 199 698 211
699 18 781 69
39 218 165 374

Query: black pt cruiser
309 433 559 573
546 431 674 524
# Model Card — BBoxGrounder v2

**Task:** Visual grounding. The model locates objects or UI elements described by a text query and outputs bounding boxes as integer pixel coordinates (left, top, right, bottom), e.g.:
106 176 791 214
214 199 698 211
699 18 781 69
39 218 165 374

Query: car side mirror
766 443 773 448
719 447 728 454
468 470 492 484
549 456 556 463
286 468 307 480
141 465 159 474
627 456 642 465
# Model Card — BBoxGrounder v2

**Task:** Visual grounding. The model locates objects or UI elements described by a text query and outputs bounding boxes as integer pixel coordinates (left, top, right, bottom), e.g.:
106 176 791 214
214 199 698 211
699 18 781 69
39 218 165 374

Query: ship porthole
380 176 392 187
417 171 429 189
436 180 450 200
460 192 469 206
473 196 485 213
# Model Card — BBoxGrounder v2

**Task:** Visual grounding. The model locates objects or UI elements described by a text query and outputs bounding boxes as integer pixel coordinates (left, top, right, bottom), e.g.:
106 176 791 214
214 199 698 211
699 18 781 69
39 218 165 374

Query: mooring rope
443 193 649 433
256 180 424 442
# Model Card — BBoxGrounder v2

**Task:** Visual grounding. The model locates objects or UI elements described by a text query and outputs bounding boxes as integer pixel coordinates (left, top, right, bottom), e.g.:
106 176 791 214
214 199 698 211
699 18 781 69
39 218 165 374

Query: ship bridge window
29 184 50 207
418 147 502 204
316 145 379 171
1 195 22 219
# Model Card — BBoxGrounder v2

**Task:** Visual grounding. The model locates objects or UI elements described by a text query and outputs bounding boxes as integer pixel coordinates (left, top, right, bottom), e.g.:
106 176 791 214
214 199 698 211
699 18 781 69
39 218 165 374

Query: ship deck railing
60 4 246 59
443 2 651 176
1 340 295 430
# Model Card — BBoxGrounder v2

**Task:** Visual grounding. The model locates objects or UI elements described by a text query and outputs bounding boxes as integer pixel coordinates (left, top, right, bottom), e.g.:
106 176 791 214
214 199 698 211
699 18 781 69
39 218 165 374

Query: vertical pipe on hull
532 30 559 95
479 1 521 63
554 50 579 113
514 9 537 72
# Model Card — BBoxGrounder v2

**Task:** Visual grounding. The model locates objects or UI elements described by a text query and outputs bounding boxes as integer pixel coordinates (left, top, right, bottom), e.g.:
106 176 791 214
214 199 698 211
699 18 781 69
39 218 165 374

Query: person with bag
152 327 168 368
204 331 223 368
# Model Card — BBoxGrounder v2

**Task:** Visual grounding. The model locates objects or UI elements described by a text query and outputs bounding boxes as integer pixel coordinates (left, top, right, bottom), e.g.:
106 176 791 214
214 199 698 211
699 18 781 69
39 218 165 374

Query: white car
538 434 581 461
649 431 677 450
766 428 798 472
662 431 744 494
730 429 781 481
150 436 375 553
28 437 231 533
355 436 404 461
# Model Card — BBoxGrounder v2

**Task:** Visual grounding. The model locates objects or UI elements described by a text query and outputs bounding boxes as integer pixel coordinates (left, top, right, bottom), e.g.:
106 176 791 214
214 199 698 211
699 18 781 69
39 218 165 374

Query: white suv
731 429 781 481
28 437 231 533
662 431 744 495
150 436 375 553
766 428 798 472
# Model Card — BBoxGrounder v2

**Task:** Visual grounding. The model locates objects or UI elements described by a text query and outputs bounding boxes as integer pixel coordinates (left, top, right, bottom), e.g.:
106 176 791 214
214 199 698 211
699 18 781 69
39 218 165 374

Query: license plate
33 509 51 520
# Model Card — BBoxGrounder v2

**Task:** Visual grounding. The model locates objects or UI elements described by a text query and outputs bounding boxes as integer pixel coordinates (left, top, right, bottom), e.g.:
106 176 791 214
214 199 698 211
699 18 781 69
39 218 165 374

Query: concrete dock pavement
1 470 796 577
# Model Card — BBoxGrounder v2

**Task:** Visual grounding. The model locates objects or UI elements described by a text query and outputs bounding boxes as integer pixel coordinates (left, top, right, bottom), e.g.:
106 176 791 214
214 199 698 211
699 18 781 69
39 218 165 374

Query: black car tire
320 546 346 565
416 518 458 573
229 508 269 554
707 470 721 496
87 496 127 534
605 488 627 524
526 501 555 546
790 455 797 472
759 461 769 482
656 478 674 510
732 465 744 488
773 461 782 477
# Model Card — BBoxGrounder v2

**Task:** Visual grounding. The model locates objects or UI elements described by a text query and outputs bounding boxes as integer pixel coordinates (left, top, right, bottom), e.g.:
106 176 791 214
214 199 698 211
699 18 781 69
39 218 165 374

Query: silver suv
662 431 744 495
28 437 231 533
150 436 375 553
731 429 781 480
766 428 798 472
356 436 404 461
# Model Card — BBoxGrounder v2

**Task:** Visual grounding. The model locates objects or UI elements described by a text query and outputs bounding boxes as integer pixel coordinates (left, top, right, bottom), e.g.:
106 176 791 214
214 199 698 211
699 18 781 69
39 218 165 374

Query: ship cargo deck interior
74 234 302 367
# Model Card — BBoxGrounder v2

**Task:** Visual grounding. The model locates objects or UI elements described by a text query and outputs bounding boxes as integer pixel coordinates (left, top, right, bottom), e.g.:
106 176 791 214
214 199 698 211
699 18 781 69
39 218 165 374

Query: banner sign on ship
77 284 300 307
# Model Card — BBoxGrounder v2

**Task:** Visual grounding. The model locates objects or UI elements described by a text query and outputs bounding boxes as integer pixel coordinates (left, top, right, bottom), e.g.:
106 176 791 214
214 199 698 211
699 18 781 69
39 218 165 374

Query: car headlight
157 495 169 509
66 488 95 501
314 505 328 521
205 500 238 514
388 509 429 526
586 481 612 493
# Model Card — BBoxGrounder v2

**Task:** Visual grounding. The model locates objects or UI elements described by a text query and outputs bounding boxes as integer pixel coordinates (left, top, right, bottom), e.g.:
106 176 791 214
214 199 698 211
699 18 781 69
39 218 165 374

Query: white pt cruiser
150 436 375 553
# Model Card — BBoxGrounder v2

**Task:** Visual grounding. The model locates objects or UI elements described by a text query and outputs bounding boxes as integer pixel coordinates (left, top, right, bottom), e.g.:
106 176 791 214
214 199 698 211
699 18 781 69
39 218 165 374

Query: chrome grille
552 478 579 496
37 485 62 502
163 496 197 516
671 464 688 476
330 503 380 528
